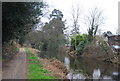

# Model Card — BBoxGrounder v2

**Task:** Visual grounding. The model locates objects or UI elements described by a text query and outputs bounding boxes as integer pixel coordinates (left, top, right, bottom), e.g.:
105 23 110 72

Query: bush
2 41 19 61
76 41 85 54
101 41 109 53
70 34 89 55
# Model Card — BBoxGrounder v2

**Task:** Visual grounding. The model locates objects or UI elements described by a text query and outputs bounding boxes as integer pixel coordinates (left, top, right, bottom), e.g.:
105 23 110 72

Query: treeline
68 7 105 56
2 2 47 44
25 9 66 51
2 2 106 59
2 2 48 60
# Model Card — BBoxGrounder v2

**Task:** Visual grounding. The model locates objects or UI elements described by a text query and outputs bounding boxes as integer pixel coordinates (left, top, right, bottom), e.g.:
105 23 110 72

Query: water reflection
67 72 86 79
64 57 70 70
39 48 119 80
112 72 119 76
64 56 119 80
92 69 101 79
39 48 66 62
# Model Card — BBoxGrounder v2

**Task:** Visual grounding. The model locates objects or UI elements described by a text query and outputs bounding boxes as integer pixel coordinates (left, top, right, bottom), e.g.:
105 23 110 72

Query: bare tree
84 7 105 37
69 4 82 51
71 4 82 35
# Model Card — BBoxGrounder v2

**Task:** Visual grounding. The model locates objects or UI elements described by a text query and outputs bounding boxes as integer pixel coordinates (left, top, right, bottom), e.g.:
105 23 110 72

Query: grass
27 56 38 59
26 48 56 79
16 48 20 52
28 64 55 79
25 48 31 53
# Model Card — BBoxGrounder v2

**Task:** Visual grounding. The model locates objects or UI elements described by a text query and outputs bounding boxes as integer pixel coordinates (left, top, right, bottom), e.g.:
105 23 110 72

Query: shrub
2 41 19 61
76 41 85 54
101 41 109 53
70 34 89 55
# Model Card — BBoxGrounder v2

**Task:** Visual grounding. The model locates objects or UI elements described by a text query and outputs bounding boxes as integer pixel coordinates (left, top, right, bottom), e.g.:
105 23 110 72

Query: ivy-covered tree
84 7 105 40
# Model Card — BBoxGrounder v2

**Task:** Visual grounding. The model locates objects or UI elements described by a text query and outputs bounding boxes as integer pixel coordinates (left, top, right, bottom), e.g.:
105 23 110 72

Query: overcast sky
42 0 119 34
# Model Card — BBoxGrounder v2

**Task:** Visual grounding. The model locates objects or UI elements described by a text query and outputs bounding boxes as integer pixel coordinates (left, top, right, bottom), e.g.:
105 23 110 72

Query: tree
25 9 66 50
69 4 82 51
84 7 105 40
42 19 65 50
2 2 47 44
106 31 112 34
70 4 82 35
50 9 63 20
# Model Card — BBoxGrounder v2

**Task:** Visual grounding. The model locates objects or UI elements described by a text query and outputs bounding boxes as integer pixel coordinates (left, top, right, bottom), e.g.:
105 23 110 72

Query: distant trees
69 7 106 55
25 9 66 50
42 19 65 50
50 9 63 20
106 31 112 34
84 7 105 40
103 31 113 37
2 2 47 45
42 9 65 51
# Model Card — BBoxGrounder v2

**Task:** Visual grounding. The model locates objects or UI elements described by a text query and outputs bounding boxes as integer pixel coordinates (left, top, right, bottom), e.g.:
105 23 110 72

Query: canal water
39 48 119 80
64 56 119 80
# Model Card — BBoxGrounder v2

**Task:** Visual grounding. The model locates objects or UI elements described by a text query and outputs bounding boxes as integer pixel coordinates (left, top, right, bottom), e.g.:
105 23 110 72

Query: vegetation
2 41 20 61
25 9 66 51
100 40 109 53
2 2 47 45
70 34 89 54
2 1 119 80
2 2 47 61
25 48 56 79
84 7 105 40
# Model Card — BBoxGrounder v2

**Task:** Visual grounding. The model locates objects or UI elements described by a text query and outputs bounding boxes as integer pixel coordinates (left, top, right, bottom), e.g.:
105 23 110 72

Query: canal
39 47 119 80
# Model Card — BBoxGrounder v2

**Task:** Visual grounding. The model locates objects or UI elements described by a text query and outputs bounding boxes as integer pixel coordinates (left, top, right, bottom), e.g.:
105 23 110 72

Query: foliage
2 41 19 60
50 9 63 20
70 34 88 49
88 27 94 41
103 31 113 37
70 34 89 54
42 9 65 50
76 41 85 54
100 41 109 53
25 9 66 51
2 2 47 44
106 31 112 34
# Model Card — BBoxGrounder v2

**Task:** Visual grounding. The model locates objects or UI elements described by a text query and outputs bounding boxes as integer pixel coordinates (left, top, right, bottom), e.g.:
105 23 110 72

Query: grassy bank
25 48 56 79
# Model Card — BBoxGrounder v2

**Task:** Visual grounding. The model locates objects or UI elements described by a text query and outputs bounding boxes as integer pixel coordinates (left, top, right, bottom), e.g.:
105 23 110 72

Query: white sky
42 0 119 34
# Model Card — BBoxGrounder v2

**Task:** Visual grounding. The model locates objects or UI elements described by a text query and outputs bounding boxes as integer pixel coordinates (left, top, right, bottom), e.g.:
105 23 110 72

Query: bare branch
84 7 105 36
70 4 82 35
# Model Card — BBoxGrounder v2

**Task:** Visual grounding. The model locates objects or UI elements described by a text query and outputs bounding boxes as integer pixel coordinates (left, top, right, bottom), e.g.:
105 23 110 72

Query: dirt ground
2 48 27 79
